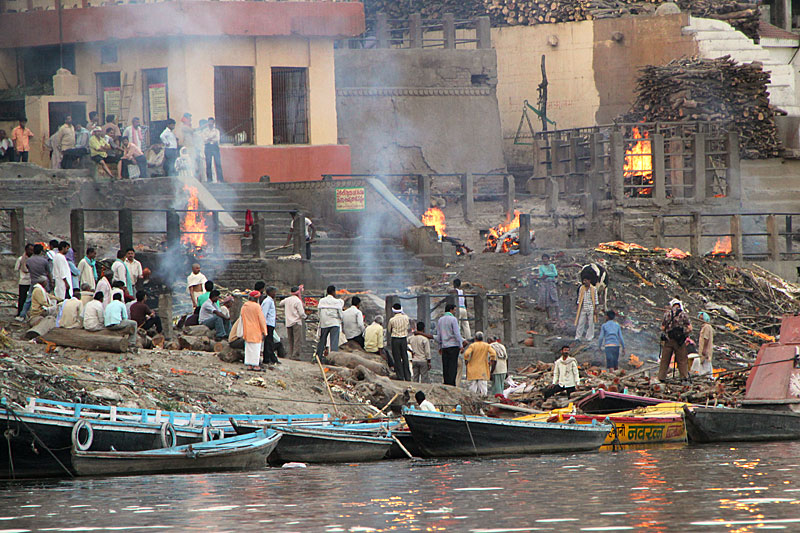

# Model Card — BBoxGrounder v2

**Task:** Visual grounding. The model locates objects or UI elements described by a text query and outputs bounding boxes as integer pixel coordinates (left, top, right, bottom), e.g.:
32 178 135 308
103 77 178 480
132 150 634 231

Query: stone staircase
684 17 800 116
204 182 425 293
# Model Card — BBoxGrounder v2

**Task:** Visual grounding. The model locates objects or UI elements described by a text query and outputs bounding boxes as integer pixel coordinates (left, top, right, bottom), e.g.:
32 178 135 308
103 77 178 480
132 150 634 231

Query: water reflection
3 442 800 532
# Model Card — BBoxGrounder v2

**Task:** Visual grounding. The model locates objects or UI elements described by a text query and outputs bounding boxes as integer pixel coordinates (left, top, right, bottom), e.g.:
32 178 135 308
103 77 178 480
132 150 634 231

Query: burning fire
181 186 208 249
422 207 447 237
624 127 654 197
711 236 732 256
485 210 523 253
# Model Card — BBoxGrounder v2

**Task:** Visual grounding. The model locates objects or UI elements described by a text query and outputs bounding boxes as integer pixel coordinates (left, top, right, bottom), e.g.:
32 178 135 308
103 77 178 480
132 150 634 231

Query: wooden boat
268 426 393 464
72 429 281 476
403 408 611 457
575 390 669 414
387 429 422 459
684 405 800 443
517 403 687 446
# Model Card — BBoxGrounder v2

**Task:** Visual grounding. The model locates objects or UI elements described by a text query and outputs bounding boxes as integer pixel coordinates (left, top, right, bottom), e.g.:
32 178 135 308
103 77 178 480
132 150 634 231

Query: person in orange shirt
11 118 34 162
241 290 268 372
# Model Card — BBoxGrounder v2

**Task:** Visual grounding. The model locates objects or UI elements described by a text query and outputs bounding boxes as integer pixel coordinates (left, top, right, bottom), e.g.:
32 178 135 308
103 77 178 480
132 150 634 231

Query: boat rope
462 412 479 457
4 405 74 478
4 407 16 479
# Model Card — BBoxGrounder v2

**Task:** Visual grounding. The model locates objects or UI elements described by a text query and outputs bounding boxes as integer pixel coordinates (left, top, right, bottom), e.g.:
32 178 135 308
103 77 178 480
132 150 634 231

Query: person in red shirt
130 290 162 333
11 118 34 162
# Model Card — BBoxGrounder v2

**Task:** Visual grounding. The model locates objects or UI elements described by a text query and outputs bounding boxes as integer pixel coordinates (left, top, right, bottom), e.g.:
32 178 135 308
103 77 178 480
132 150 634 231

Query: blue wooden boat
403 408 611 457
71 429 281 476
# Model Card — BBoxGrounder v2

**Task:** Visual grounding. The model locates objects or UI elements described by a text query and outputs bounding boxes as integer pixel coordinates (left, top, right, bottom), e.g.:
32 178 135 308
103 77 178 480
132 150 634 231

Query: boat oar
371 392 400 419
263 244 292 254
390 434 422 461
315 354 340 418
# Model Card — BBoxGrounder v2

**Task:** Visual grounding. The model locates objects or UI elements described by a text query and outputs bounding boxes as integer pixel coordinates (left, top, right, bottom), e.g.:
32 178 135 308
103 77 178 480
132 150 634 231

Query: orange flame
624 127 653 197
421 207 447 237
181 186 208 249
485 210 522 253
711 236 732 255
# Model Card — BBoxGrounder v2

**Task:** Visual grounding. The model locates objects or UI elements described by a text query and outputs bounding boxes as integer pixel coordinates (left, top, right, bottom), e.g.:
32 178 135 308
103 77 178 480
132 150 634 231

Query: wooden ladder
118 70 138 125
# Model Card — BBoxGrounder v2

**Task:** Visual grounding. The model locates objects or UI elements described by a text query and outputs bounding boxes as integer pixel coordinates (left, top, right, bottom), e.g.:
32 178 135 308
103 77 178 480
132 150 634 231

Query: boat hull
72 431 281 476
0 409 202 479
270 429 393 464
404 409 610 457
684 406 800 443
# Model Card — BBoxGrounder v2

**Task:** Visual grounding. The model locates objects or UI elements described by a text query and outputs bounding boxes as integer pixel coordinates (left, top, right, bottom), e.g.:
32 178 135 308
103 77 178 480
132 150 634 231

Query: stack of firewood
622 56 782 158
362 0 762 42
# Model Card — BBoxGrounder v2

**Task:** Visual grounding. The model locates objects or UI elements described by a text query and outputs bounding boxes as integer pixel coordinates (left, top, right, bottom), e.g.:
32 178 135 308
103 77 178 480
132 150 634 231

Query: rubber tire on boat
160 422 176 448
71 420 94 451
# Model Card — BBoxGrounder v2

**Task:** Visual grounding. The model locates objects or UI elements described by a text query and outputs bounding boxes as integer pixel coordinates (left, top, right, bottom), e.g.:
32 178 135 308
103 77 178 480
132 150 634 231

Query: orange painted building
0 1 364 182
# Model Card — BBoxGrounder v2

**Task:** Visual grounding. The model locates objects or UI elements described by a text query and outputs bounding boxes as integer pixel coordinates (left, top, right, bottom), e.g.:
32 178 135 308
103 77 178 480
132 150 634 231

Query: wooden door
213 66 254 145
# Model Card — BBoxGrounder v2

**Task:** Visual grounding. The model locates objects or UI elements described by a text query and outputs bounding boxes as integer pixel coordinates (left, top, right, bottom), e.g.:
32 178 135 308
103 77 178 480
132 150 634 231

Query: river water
4 441 800 532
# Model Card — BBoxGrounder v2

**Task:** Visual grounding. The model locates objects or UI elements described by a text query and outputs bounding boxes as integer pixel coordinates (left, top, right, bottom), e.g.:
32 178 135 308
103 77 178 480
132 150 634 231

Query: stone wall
334 48 506 175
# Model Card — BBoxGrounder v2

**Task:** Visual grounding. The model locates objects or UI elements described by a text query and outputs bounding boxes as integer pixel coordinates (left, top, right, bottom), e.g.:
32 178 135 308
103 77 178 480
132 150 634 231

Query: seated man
89 127 114 179
104 292 139 351
130 290 163 334
83 292 105 332
59 289 84 329
199 289 231 340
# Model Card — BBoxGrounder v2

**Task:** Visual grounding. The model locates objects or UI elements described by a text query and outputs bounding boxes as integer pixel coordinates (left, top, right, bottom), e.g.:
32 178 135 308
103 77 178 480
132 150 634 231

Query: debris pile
622 56 782 158
363 0 761 41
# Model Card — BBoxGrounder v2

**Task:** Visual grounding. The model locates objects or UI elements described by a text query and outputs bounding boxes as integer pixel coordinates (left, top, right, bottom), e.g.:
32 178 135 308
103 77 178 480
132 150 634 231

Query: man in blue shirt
598 310 625 370
261 286 279 365
436 303 465 386
104 292 138 351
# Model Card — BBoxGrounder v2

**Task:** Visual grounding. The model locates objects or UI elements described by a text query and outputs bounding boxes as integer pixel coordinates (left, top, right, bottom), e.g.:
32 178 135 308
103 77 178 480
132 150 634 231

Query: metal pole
118 208 133 252
69 209 84 260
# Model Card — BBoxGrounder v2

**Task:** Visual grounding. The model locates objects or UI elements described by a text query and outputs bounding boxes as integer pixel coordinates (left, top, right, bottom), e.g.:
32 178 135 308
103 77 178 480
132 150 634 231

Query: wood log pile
362 0 762 42
622 56 782 158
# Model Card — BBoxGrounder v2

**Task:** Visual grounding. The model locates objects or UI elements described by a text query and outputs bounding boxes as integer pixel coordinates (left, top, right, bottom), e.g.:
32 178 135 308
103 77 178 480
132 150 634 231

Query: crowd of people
14 242 158 352
1 111 225 183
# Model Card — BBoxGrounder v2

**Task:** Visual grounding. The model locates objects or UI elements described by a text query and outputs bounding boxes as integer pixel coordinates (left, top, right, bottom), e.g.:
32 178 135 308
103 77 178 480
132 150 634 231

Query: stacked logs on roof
621 56 782 159
362 0 762 42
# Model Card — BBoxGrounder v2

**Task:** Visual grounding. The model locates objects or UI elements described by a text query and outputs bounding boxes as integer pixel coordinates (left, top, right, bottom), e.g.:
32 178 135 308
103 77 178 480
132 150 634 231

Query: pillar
653 214 664 248
519 213 531 256
694 133 706 203
727 132 741 202
166 209 181 250
503 174 515 216
473 292 489 334
786 215 794 256
70 209 85 260
502 293 517 345
588 133 603 203
416 294 431 334
409 13 422 49
443 13 455 49
118 208 133 252
689 212 701 257
613 210 625 241
767 214 779 261
9 208 24 257
292 211 306 258
160 290 173 340
730 214 743 262
252 211 266 258
461 173 475 222
610 131 624 205
376 13 389 48
545 177 558 214
652 133 666 207
418 174 431 215
476 16 491 49
385 295 399 324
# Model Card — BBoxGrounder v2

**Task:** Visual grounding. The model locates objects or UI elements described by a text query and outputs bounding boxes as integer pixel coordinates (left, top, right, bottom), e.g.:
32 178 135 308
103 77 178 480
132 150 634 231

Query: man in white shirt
186 263 208 307
284 212 316 259
341 296 366 349
52 241 73 301
316 285 343 363
415 391 437 412
77 247 98 292
83 292 106 332
199 290 231 340
261 286 279 365
123 248 143 287
59 289 84 329
282 286 306 359
122 117 144 149
14 243 32 317
160 118 178 176
202 117 224 183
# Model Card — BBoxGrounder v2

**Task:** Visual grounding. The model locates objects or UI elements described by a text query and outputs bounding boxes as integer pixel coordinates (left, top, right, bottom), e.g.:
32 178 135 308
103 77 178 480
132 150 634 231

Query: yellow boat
516 402 687 446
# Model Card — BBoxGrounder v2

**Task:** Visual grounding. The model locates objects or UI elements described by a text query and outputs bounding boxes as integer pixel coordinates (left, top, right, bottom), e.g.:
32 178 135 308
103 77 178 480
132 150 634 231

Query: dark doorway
20 45 75 86
142 67 169 146
96 71 121 127
47 101 87 137
271 67 309 145
213 66 254 145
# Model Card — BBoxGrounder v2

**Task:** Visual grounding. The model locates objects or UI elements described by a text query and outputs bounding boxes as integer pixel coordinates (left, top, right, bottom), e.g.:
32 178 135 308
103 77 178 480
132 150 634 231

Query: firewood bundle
622 56 782 159
362 0 762 42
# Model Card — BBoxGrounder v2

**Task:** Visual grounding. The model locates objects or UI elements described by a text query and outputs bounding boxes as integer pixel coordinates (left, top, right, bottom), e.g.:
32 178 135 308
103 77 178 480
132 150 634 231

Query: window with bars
271 67 308 145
